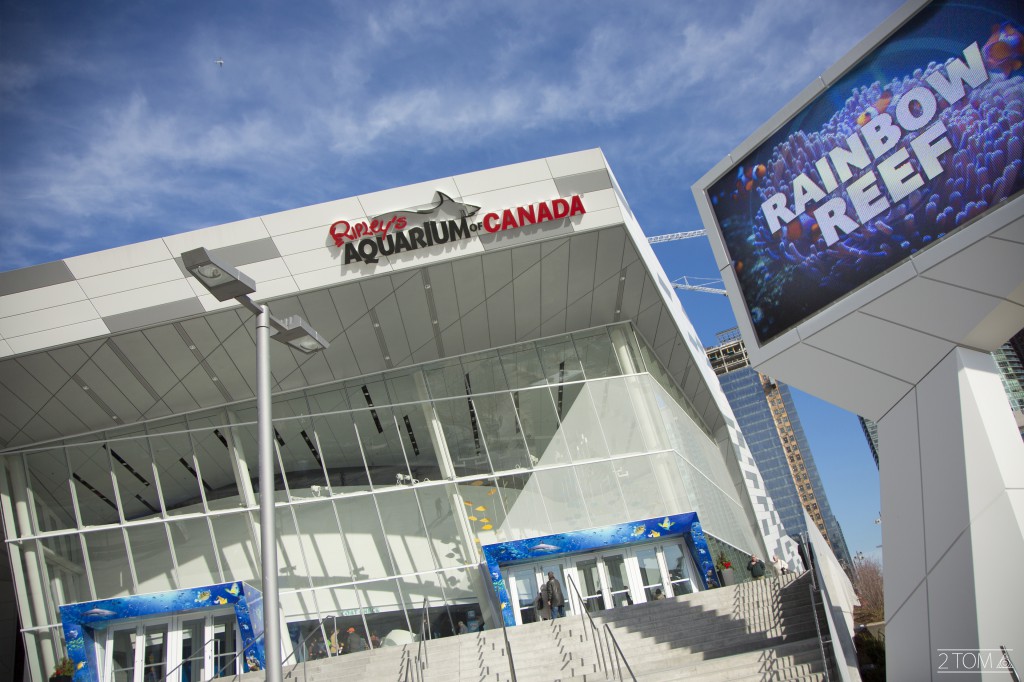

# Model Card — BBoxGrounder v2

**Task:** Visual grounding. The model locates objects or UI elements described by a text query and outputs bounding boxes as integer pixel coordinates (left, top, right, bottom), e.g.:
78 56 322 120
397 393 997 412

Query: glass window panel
384 369 420 406
474 393 531 472
572 328 621 379
169 517 221 588
227 418 287 505
187 417 244 510
458 477 506 547
576 461 628 527
180 617 209 680
312 412 370 492
609 324 645 374
84 529 133 599
663 543 693 592
515 386 570 467
414 484 473 569
291 499 353 587
396 572 446 639
536 467 589 534
334 495 395 580
554 384 609 461
354 579 411 642
499 344 545 390
461 351 508 393
350 405 410 490
276 420 329 499
305 384 349 415
148 426 207 516
210 512 259 584
536 337 584 385
397 404 443 483
433 398 490 478
615 456 668 520
274 506 308 591
287 618 331 662
438 567 479 637
40 535 87 606
66 443 120 527
106 435 161 522
24 450 77 533
127 524 176 592
496 472 550 540
378 488 437 574
423 359 465 401
588 378 647 454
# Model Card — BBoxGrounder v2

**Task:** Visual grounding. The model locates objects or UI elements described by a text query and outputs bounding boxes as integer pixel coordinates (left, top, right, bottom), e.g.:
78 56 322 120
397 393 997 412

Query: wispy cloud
0 0 903 270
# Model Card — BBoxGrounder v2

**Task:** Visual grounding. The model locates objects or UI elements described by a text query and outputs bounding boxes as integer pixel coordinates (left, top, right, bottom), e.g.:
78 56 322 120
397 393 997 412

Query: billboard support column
877 346 1024 679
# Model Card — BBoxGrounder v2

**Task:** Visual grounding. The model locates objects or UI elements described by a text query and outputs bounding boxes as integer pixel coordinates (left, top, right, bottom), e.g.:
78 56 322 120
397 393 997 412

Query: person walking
747 555 766 580
534 589 550 621
545 571 566 618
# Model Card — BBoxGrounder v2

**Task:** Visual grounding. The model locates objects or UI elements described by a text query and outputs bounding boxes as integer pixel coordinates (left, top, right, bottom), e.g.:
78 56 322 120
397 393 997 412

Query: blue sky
0 0 898 560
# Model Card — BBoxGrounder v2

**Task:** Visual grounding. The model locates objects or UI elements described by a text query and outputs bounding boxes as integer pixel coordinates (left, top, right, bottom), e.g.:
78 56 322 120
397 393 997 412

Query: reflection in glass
636 547 665 602
474 393 531 472
212 614 238 678
25 450 77 533
169 517 221 588
84 528 134 599
66 443 120 527
141 622 167 682
126 524 176 592
110 627 137 681
576 558 605 612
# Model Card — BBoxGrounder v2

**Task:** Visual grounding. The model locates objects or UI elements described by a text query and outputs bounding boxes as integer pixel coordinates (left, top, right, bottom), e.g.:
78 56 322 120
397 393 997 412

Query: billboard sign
704 0 1024 344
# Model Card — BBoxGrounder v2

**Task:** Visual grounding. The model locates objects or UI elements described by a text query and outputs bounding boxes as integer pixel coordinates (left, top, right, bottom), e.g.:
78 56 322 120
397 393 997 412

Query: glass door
507 565 543 625
602 553 632 608
140 622 168 681
108 626 138 682
574 557 606 612
211 614 240 677
178 617 208 682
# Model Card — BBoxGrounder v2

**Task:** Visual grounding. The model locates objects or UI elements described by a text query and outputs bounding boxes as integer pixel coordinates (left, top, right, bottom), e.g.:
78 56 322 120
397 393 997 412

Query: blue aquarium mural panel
59 581 263 682
482 512 713 627
708 0 1024 344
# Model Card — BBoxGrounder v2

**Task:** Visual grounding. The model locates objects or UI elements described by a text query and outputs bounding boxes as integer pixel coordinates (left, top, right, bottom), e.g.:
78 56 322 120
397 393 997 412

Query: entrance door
100 611 239 682
501 561 569 625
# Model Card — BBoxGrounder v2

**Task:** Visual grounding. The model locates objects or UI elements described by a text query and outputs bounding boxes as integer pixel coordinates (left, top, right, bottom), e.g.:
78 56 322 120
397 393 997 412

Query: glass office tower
707 332 852 568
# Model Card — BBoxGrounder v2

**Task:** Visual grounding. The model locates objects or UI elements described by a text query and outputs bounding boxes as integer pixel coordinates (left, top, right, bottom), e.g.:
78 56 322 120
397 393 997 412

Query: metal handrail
278 614 339 679
161 633 220 681
496 604 518 682
564 575 608 676
802 538 832 682
414 596 430 682
207 628 265 682
602 623 638 681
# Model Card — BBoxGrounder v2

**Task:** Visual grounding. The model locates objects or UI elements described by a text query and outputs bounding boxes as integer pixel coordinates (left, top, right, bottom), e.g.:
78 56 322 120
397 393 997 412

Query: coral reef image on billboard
708 0 1024 344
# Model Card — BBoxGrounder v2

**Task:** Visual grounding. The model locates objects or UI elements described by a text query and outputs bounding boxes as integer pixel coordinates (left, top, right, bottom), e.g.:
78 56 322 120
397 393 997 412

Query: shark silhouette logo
329 191 479 248
329 191 586 265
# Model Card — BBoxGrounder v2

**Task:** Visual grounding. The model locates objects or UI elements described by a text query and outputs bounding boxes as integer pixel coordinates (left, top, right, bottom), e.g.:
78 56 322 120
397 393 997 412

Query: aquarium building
0 149 798 681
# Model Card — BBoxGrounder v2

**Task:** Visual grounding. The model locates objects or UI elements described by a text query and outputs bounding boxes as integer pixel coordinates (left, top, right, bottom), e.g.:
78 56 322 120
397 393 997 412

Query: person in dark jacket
345 626 368 652
747 555 766 580
544 571 565 618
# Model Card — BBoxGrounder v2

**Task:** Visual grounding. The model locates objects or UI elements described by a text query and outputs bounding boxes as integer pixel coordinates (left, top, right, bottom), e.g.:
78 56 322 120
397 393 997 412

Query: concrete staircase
237 572 834 681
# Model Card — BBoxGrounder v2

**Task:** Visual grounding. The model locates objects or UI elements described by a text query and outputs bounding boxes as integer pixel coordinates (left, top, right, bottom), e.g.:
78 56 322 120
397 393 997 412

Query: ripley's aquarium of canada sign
328 191 587 265
707 0 1024 345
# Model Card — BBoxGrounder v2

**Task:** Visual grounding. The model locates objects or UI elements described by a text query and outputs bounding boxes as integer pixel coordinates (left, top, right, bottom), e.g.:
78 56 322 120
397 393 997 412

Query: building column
4 456 56 677
877 346 1024 680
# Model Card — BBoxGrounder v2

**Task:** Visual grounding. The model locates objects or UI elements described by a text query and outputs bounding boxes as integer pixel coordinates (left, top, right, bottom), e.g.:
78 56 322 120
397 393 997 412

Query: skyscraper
707 330 852 567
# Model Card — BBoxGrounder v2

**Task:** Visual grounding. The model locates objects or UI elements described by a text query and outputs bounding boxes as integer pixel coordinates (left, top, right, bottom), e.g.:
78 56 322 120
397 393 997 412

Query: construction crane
647 229 706 244
671 276 728 297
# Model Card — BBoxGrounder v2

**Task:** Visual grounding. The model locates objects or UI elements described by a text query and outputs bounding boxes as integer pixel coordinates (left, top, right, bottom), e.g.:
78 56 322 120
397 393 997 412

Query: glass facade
1 322 766 666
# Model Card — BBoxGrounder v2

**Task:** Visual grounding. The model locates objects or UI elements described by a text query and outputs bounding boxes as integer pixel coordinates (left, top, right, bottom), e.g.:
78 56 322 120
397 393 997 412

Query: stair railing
277 615 340 681
413 596 430 682
564 575 608 676
601 623 638 682
497 603 519 682
801 534 832 682
205 627 265 681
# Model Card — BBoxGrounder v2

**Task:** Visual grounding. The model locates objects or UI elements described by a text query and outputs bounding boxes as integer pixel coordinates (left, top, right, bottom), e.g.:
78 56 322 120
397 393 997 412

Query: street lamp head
274 315 330 354
182 247 256 302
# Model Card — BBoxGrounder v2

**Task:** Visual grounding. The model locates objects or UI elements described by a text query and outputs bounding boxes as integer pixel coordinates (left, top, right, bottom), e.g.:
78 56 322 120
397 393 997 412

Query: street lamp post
182 248 328 681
